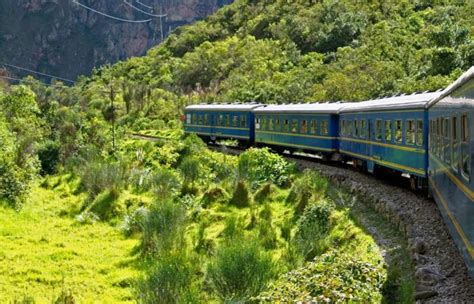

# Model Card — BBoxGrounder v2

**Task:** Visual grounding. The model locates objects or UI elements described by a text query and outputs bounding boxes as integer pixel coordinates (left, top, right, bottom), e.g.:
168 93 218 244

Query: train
183 67 474 277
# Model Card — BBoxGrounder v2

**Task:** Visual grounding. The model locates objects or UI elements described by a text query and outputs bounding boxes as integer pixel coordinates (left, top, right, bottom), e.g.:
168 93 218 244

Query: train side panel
339 110 428 178
254 113 339 154
428 75 474 277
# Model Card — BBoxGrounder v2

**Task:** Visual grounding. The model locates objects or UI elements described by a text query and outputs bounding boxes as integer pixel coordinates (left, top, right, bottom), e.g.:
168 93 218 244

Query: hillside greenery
0 0 472 302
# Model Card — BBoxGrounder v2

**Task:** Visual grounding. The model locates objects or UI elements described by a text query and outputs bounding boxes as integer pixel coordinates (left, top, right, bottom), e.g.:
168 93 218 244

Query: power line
123 0 167 17
73 0 152 23
0 62 75 84
136 0 153 10
0 75 55 86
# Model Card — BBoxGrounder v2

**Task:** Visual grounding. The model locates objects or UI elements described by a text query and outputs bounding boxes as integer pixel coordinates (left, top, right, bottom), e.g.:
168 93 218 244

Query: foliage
207 238 276 301
229 179 251 207
238 148 294 187
140 200 186 256
287 169 328 213
256 251 386 303
136 252 199 304
254 183 275 204
294 199 335 261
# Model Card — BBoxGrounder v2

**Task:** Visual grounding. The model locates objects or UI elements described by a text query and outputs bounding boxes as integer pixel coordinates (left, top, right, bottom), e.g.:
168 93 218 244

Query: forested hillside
0 0 473 302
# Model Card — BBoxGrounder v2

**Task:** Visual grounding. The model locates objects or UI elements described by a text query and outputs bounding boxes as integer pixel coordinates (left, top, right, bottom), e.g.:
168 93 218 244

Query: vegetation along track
209 144 474 303
133 134 474 302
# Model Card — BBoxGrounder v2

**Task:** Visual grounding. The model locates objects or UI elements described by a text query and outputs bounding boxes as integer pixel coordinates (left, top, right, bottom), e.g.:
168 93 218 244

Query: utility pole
159 0 164 41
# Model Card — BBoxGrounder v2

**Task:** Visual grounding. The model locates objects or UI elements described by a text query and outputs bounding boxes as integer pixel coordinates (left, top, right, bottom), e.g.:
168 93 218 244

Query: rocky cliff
0 0 232 81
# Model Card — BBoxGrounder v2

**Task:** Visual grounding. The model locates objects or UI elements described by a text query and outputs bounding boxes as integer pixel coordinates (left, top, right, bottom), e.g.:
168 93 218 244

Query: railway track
132 134 474 302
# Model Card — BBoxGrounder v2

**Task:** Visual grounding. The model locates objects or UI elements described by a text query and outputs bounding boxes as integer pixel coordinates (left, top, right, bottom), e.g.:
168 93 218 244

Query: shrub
294 199 335 260
207 239 276 301
254 183 275 204
286 170 328 213
120 207 149 236
179 156 201 187
140 200 186 255
87 188 123 221
221 216 245 241
256 251 386 303
238 148 294 187
79 159 127 198
229 180 251 207
151 167 181 200
37 139 61 175
200 186 229 208
136 252 199 304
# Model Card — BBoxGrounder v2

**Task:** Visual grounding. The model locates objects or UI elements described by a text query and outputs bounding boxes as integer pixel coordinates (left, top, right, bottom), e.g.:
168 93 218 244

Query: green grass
0 182 139 303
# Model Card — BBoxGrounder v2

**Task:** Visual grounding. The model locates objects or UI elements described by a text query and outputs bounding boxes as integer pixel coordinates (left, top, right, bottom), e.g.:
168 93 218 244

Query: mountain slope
0 0 233 80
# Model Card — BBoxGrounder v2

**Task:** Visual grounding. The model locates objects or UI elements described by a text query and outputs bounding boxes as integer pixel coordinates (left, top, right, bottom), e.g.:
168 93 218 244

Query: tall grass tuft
136 252 199 304
254 183 275 204
293 198 335 260
207 239 276 301
140 200 186 256
229 180 251 207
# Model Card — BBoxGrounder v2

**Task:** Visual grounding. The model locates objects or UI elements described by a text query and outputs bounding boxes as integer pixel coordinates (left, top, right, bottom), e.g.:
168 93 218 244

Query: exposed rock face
0 0 232 80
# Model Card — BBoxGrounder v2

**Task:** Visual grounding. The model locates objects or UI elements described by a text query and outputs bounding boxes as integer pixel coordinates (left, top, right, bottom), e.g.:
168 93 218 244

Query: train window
385 120 392 142
416 120 423 146
341 120 345 136
284 119 290 132
263 118 268 130
204 114 209 125
461 114 470 179
225 115 230 127
445 118 450 163
395 120 403 143
301 120 308 134
269 118 274 131
429 120 433 152
240 115 247 128
192 114 198 124
186 114 191 124
198 115 203 125
275 118 280 131
452 116 459 171
310 120 317 134
375 119 382 141
218 114 224 126
406 120 415 145
291 120 298 133
321 121 329 135
256 116 261 130
353 120 358 137
360 120 366 138
232 115 238 127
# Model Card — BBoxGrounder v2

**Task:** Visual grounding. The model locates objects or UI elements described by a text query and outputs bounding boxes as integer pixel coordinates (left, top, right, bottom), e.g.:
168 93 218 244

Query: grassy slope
0 179 138 303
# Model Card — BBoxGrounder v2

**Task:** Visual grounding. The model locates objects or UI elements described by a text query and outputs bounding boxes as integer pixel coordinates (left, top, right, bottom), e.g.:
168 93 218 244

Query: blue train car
252 103 345 158
183 104 263 143
339 92 441 189
427 67 474 277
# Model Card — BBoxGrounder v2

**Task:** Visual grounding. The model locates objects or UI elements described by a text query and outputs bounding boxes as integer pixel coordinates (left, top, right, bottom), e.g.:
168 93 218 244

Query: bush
140 200 186 255
136 252 199 304
254 183 275 204
120 207 148 236
256 251 386 303
179 156 201 187
151 168 181 200
37 140 61 175
238 148 294 187
286 170 328 213
207 239 276 301
229 180 251 207
294 199 335 260
79 159 127 198
86 188 123 221
200 186 229 208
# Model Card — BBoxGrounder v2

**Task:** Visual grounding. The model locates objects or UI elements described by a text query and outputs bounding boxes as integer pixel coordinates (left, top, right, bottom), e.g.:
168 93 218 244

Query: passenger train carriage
339 92 441 189
427 67 474 276
252 103 344 158
183 66 474 277
183 104 262 144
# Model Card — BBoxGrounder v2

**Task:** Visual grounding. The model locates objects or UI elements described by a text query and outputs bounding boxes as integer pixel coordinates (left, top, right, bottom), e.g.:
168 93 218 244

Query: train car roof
339 92 441 113
426 66 474 108
252 102 346 114
185 104 264 112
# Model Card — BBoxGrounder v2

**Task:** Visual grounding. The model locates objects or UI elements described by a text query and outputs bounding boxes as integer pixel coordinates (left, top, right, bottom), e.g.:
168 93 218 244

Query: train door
367 118 375 173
